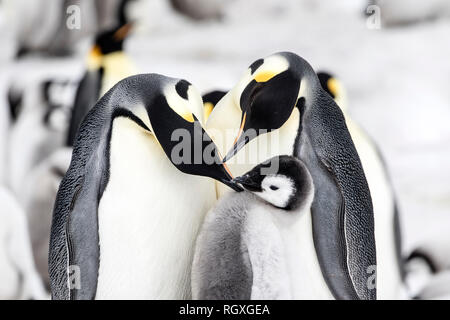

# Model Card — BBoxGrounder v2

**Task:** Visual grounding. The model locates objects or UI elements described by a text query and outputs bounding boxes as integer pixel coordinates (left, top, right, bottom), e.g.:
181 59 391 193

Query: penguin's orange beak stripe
232 112 247 147
222 161 233 178
114 23 133 41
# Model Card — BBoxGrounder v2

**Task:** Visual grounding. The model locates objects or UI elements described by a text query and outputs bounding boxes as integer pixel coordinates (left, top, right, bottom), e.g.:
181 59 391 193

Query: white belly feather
245 204 333 300
95 117 216 299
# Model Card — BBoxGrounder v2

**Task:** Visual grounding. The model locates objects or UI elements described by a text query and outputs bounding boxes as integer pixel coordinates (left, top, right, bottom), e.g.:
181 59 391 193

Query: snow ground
0 0 449 265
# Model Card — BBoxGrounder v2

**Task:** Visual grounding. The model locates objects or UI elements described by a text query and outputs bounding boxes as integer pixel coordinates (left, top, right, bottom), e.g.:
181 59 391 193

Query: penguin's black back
66 69 103 147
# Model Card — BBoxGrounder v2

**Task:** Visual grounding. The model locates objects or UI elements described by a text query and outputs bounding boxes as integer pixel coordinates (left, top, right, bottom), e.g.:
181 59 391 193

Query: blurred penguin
202 90 226 122
7 0 131 58
0 186 47 299
169 0 225 21
8 79 76 197
21 149 72 288
67 6 136 145
366 0 450 27
317 71 406 299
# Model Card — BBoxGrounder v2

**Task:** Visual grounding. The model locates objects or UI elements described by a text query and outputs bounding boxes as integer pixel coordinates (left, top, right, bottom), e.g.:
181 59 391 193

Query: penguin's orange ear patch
114 23 133 41
327 78 339 98
203 102 214 121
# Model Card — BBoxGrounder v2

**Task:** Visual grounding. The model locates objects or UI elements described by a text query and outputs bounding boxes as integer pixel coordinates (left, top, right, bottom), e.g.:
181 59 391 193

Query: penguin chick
192 155 314 300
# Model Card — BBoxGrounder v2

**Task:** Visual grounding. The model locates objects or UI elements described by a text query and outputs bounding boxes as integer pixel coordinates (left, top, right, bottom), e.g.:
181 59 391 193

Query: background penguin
49 73 242 300
366 0 450 27
317 71 406 299
169 0 225 21
206 52 376 300
202 90 226 122
0 186 47 300
192 155 324 299
67 20 136 146
7 79 76 196
21 148 72 289
7 0 132 58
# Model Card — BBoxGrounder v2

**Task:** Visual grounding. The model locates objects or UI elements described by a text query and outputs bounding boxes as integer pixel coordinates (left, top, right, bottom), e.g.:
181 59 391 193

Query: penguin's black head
317 71 339 99
221 53 306 162
135 76 243 192
233 155 314 211
202 90 226 121
93 23 132 55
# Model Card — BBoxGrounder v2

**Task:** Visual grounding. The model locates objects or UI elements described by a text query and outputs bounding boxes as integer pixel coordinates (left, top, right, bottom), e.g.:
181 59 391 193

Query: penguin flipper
50 103 109 300
305 90 377 300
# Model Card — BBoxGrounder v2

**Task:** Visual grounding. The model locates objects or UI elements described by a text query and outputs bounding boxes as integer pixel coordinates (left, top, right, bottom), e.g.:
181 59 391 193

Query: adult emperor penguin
67 21 136 146
49 73 242 300
206 52 376 300
317 71 406 299
192 155 316 299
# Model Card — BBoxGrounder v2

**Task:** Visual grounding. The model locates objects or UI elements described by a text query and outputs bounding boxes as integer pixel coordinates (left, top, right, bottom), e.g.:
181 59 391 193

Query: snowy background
0 0 449 295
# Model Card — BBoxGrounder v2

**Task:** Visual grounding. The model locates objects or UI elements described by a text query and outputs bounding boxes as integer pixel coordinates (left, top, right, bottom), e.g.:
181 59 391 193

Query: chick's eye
270 185 279 191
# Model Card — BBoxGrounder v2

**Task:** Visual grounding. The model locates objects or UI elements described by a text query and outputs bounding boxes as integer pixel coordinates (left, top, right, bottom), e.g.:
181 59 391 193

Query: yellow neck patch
87 45 102 70
203 102 214 122
327 78 340 98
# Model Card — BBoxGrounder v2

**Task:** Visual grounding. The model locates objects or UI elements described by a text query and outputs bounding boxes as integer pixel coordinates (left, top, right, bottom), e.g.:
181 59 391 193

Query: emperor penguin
21 21 135 287
192 155 317 299
206 52 377 300
49 73 242 300
317 71 406 299
0 186 47 299
67 22 136 146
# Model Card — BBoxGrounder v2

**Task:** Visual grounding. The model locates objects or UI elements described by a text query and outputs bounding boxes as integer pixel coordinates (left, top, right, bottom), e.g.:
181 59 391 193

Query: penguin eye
270 185 279 191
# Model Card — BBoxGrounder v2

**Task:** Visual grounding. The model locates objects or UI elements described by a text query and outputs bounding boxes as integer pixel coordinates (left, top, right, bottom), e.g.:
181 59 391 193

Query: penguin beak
233 175 262 192
220 169 244 192
114 22 133 41
222 112 257 163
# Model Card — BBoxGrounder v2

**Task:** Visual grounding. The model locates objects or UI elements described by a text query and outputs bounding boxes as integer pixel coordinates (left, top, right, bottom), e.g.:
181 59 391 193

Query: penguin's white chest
95 118 216 299
245 205 333 300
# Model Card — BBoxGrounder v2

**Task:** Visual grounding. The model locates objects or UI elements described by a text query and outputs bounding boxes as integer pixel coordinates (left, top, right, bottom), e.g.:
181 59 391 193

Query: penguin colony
2 1 446 301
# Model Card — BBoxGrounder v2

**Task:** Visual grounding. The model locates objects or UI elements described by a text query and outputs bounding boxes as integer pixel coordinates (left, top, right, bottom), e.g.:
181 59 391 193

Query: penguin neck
100 52 135 96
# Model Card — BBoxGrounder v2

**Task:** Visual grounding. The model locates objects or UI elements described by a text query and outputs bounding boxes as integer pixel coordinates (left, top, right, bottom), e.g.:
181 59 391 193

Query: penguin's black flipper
298 88 377 300
50 96 110 300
